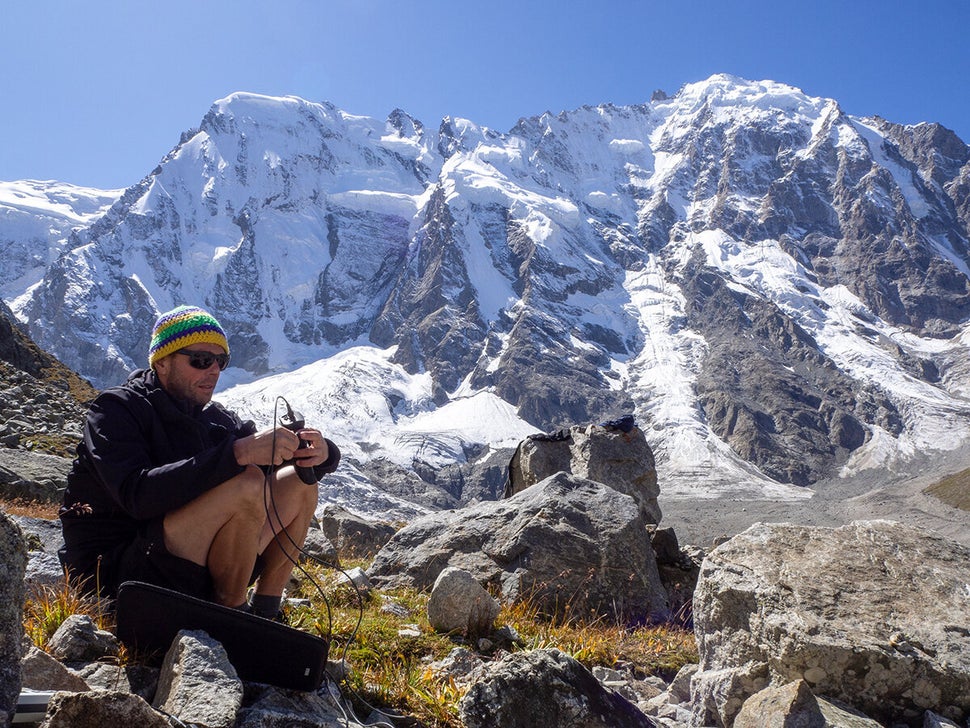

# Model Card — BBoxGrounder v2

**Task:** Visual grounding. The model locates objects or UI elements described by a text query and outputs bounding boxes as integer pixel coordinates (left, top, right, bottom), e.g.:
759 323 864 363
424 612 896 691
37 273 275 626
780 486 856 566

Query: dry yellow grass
17 538 698 727
2 497 60 520
290 562 697 727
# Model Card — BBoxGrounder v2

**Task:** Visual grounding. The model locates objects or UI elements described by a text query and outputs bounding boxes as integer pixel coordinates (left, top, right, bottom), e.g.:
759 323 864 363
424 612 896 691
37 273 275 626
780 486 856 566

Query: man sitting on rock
60 305 339 618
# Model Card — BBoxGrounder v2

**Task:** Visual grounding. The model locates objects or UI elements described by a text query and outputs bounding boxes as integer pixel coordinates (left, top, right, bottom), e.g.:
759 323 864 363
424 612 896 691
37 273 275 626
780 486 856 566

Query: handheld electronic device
279 404 318 485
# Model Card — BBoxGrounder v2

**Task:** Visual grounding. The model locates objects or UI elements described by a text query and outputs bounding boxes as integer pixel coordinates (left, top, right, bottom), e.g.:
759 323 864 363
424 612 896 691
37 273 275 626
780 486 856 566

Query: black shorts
114 518 267 602
115 518 213 600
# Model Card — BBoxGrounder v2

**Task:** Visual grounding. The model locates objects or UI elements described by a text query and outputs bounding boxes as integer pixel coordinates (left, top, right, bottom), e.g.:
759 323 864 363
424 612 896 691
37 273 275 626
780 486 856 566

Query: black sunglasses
176 349 230 371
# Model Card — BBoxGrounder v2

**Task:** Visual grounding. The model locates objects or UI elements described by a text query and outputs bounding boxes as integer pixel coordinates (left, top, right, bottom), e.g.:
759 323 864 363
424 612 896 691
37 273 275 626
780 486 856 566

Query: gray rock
427 566 500 635
25 550 64 592
46 614 119 664
0 450 71 503
153 629 243 728
336 566 372 592
301 526 338 565
734 679 884 727
666 662 697 705
507 423 661 525
7 515 65 593
458 648 657 728
39 690 171 728
20 645 88 692
8 515 63 556
427 647 487 687
923 709 962 727
235 683 364 727
815 697 886 727
378 595 411 618
691 521 970 727
592 666 666 707
1 513 27 728
73 662 158 701
317 503 397 558
369 472 668 622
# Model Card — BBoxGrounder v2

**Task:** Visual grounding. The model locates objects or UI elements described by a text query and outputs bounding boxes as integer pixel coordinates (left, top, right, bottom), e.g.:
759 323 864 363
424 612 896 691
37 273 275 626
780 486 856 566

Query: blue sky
2 0 967 190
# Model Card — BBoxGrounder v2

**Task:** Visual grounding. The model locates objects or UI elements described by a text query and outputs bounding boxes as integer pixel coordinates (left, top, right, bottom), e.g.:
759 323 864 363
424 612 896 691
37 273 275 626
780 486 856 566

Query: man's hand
289 427 330 468
233 426 302 467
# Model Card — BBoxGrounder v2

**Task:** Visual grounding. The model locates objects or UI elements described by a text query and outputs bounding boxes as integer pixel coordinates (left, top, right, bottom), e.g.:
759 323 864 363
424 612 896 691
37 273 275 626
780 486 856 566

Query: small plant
23 575 113 648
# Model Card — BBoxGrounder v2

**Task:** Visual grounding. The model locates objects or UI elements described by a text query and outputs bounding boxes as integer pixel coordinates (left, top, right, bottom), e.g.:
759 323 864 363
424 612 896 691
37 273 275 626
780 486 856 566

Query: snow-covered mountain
0 180 122 301
4 74 970 516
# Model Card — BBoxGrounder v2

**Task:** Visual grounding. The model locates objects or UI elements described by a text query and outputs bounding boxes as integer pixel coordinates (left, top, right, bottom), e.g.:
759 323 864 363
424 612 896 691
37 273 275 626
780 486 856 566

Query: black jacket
60 368 339 591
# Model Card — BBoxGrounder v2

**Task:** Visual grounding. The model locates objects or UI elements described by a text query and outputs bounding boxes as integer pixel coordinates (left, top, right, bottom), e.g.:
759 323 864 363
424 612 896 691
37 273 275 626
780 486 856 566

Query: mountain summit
5 75 970 506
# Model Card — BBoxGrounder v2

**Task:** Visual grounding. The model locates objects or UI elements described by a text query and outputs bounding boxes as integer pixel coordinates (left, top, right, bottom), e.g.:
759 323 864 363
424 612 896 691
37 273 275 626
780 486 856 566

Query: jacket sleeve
82 391 249 521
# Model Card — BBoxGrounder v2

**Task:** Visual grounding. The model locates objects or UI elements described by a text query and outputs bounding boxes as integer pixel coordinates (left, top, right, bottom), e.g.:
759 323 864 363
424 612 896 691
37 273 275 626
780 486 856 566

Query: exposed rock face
684 260 890 485
691 520 970 727
507 421 661 524
459 648 656 728
0 514 26 728
0 450 71 504
368 472 668 622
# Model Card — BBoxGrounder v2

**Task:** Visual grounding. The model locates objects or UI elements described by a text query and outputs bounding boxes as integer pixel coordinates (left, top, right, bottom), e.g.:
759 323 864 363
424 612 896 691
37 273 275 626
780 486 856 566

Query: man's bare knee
230 465 267 516
163 465 266 560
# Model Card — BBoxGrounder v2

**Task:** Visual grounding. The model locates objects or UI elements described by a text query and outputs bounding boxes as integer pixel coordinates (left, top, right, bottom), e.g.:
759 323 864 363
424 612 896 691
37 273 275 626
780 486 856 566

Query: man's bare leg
163 465 266 607
254 466 319 599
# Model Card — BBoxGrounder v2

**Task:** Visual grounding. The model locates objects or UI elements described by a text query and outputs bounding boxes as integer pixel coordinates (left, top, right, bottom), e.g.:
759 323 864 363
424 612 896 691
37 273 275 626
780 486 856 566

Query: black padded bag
115 580 329 691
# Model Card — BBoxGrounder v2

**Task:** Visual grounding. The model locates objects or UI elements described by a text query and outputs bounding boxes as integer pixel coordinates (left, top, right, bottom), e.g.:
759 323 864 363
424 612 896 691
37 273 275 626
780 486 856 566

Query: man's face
154 342 226 406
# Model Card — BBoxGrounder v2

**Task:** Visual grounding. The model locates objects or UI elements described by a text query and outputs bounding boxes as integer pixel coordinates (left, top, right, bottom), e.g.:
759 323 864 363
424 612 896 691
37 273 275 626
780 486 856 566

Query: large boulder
0 450 71 503
153 630 243 728
691 520 970 727
368 472 668 622
507 421 661 525
1 513 27 728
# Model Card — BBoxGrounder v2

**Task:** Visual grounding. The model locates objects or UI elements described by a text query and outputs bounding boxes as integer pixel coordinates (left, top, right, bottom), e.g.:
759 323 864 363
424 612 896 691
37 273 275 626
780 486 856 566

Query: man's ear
153 356 171 379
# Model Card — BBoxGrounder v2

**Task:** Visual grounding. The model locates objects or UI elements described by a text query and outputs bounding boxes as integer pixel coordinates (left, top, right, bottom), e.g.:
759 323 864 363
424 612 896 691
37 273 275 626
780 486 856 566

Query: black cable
265 396 406 727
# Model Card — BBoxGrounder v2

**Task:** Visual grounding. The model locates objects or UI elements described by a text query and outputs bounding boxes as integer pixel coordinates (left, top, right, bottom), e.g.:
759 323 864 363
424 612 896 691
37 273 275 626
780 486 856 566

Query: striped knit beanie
148 305 230 369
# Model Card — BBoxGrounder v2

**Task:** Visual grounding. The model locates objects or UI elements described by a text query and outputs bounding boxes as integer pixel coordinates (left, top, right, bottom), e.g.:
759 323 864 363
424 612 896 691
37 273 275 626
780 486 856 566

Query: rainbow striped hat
148 305 230 368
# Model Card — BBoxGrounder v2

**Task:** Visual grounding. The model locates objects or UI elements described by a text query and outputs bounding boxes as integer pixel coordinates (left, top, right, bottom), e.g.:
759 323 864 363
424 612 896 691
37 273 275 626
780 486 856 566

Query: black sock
233 601 250 612
250 594 282 618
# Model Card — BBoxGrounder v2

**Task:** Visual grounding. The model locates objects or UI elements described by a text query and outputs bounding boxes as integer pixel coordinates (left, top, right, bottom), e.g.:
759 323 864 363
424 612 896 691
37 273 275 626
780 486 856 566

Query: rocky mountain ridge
3 74 970 508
